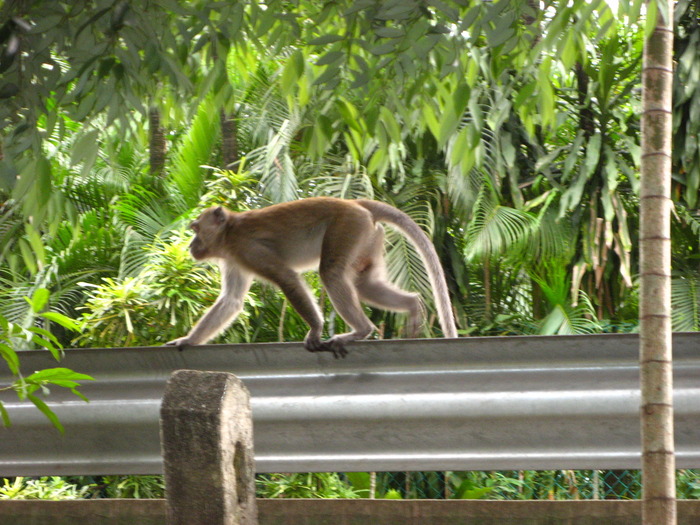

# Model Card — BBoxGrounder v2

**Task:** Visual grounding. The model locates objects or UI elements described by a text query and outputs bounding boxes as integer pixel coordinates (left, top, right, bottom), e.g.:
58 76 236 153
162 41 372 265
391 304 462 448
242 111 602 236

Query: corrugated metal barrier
1 333 699 476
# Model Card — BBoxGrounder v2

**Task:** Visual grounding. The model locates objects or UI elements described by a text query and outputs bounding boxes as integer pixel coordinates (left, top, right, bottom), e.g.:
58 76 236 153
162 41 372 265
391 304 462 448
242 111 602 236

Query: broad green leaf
345 472 371 496
307 34 345 45
16 156 52 224
24 223 46 271
582 133 602 178
31 334 61 357
422 104 441 141
70 129 100 167
486 18 515 48
18 238 38 276
314 63 341 86
370 42 396 55
30 288 50 314
31 325 65 348
27 393 64 434
315 50 343 67
0 343 20 375
280 49 304 97
500 133 516 169
428 0 460 22
460 5 481 32
564 132 586 178
375 26 405 38
645 0 659 38
344 0 375 16
349 69 371 89
336 98 362 131
379 107 401 143
514 82 536 110
437 107 460 148
297 73 311 107
450 127 469 169
453 83 471 117
0 402 9 428
537 81 555 129
367 148 388 177
459 142 476 175
25 367 94 384
560 31 578 69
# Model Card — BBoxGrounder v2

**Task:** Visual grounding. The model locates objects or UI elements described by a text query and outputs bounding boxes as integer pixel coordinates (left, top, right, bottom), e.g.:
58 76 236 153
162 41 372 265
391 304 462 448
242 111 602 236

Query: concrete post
160 370 258 525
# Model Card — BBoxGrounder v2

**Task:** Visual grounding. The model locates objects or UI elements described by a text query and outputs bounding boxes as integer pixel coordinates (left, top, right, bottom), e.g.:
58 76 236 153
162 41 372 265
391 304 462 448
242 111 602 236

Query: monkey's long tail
357 199 458 338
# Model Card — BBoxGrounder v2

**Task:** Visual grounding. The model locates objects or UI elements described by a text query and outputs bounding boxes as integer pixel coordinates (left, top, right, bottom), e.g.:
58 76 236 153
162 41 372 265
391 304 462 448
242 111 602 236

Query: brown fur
166 197 457 357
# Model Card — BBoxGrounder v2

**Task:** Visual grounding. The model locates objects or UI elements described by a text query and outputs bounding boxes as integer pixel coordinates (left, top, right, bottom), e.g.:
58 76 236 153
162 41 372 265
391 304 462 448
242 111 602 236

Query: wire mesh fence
355 470 700 500
255 469 700 500
3 470 698 500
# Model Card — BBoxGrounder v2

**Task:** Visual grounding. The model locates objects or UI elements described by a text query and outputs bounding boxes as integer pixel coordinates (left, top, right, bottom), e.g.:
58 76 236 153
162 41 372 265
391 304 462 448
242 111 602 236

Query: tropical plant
0 289 92 433
0 476 92 500
256 472 360 499
99 475 165 499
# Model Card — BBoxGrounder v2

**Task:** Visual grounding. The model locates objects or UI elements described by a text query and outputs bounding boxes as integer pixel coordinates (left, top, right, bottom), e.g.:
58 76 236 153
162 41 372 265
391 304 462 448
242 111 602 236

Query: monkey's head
189 206 229 260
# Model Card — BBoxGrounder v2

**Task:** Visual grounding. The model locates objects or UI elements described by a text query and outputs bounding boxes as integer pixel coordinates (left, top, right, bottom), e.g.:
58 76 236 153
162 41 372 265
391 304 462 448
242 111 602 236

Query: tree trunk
220 109 238 168
149 107 166 177
575 62 595 139
640 0 675 522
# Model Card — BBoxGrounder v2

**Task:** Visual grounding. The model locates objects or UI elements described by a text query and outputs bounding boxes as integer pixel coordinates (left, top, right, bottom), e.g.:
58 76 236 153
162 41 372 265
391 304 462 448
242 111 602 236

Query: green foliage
99 475 165 499
2 0 698 347
75 232 220 347
673 0 700 208
0 289 92 433
1 4 697 510
672 271 700 331
0 477 92 500
677 469 700 499
170 96 222 210
256 473 361 499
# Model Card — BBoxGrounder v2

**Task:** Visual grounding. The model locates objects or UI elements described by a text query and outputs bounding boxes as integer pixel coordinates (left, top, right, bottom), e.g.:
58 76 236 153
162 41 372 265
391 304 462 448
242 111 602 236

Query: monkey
166 197 457 357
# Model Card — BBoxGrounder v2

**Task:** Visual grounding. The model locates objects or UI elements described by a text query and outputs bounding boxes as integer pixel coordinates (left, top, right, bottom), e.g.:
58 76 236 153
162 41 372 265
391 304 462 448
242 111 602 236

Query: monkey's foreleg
165 294 244 347
165 267 251 347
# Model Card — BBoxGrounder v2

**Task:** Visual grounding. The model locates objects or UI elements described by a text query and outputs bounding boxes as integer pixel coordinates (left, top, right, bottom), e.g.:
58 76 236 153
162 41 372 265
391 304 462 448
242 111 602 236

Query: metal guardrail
0 333 699 476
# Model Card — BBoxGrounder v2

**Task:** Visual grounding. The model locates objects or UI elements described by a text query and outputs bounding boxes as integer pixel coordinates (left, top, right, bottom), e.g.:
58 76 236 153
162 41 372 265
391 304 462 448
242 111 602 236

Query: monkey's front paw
303 333 324 352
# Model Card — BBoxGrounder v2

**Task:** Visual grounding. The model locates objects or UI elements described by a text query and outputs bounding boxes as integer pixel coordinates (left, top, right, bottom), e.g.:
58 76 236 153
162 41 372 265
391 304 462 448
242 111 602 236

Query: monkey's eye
190 221 199 232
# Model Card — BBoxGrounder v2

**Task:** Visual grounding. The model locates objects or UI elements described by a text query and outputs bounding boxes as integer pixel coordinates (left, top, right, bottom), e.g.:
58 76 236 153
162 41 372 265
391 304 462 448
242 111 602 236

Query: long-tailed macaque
166 197 457 357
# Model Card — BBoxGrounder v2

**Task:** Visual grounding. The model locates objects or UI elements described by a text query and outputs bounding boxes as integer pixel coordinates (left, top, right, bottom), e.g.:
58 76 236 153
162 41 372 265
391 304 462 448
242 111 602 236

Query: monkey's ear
213 206 226 224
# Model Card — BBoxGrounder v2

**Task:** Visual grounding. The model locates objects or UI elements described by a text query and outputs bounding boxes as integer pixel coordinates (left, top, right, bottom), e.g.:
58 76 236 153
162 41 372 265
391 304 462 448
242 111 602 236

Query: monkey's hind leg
356 276 424 338
320 268 375 358
316 236 377 357
355 224 424 338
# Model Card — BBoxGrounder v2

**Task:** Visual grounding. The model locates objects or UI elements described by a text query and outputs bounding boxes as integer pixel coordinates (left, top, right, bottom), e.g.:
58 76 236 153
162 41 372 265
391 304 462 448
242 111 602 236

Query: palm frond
672 272 700 331
539 291 602 335
527 206 577 265
168 96 221 211
114 187 177 240
246 113 301 203
384 198 437 307
300 154 375 200
464 187 536 261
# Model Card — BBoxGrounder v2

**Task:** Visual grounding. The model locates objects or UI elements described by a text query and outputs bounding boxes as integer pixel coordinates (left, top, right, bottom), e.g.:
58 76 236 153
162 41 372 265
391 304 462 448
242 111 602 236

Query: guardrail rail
1 333 699 476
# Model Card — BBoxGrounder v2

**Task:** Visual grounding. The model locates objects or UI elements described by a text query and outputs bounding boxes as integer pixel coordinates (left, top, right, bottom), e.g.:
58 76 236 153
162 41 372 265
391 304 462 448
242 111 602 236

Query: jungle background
0 0 698 500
